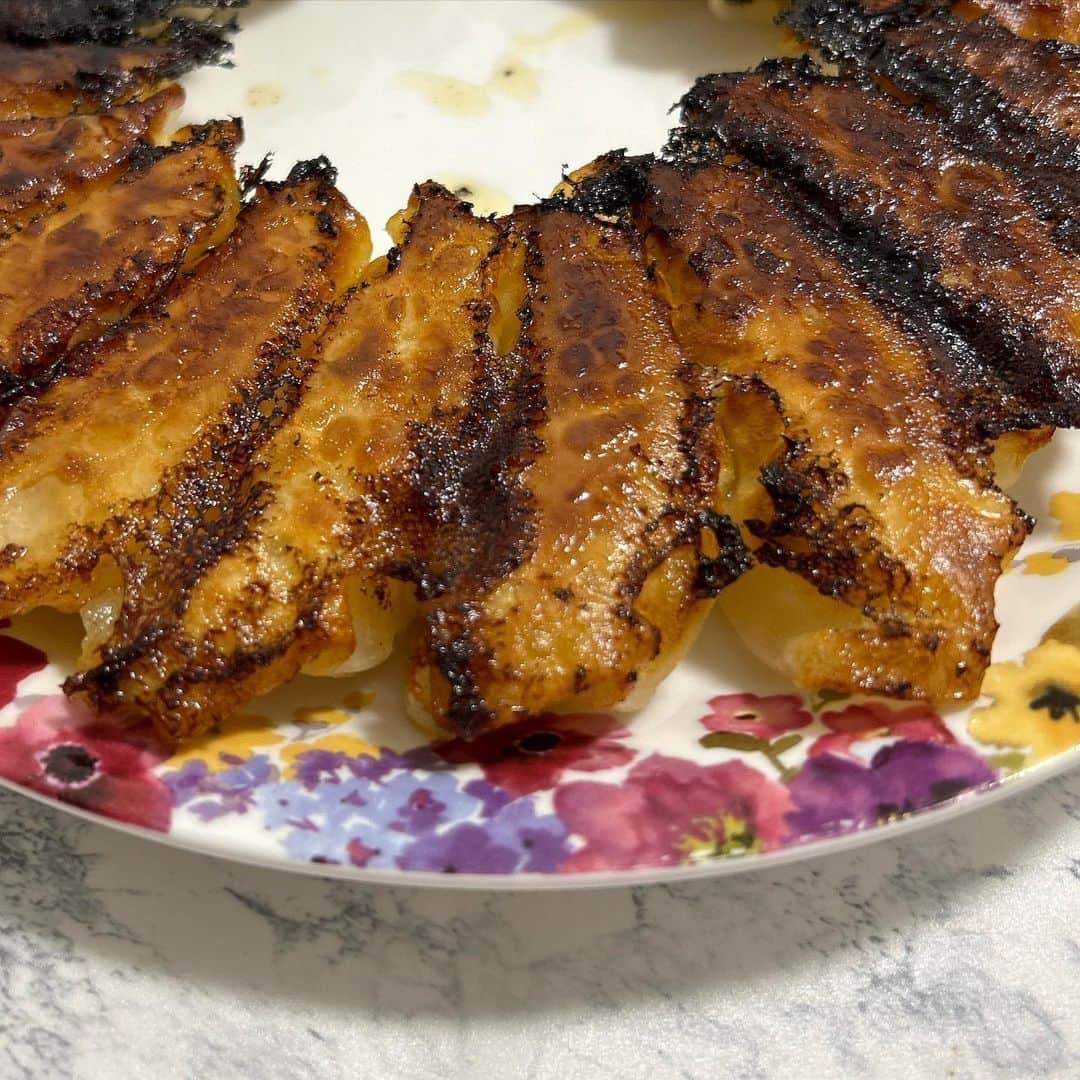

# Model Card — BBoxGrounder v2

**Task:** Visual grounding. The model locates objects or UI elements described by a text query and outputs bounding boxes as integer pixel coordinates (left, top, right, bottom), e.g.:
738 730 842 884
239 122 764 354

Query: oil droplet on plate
246 82 282 107
490 53 541 103
397 71 490 116
1023 551 1070 576
512 11 599 50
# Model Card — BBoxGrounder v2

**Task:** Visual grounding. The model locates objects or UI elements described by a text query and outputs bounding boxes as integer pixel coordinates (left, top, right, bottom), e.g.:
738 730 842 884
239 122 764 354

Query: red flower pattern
431 711 635 797
0 633 47 709
0 695 172 831
811 702 954 761
699 692 813 739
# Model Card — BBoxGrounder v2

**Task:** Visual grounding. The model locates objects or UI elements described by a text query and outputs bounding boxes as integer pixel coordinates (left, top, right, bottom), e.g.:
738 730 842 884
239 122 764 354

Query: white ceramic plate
1 0 1077 889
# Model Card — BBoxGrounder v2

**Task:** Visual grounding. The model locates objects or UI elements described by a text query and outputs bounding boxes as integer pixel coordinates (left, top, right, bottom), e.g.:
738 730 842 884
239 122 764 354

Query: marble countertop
1 772 1077 1080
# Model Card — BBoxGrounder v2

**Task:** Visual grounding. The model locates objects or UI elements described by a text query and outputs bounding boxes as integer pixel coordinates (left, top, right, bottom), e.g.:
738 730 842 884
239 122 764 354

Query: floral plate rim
4 747 1076 891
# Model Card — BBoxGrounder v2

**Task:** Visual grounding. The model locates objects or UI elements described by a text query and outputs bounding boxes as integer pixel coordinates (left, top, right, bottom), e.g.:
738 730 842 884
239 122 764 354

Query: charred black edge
0 15 243 119
695 509 751 597
73 316 326 694
749 434 912 609
65 17 241 105
541 150 650 220
238 154 271 199
682 60 1080 432
124 113 243 173
65 358 299 702
284 155 338 188
243 155 339 201
782 0 1080 253
0 1 246 49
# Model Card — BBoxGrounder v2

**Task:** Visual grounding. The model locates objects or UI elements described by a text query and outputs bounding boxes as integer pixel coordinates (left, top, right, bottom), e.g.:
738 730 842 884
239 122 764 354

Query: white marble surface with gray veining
0 772 1077 1080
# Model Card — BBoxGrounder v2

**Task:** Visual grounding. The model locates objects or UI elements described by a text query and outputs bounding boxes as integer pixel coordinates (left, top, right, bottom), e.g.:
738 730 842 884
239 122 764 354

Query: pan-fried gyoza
561 147 1028 703
408 202 744 735
0 0 1075 744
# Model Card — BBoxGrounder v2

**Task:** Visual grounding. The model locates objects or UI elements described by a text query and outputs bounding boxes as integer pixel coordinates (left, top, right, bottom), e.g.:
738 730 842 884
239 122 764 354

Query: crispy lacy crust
71 184 496 741
0 117 242 409
610 154 1028 704
0 84 183 236
783 1 1080 252
682 60 1080 430
957 0 1080 43
0 166 368 652
409 205 745 735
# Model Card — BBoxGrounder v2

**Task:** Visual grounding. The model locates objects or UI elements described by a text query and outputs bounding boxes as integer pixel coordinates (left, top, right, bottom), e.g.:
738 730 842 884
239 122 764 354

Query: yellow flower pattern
1022 551 1070 576
164 713 286 773
1050 491 1080 541
294 706 351 727
162 691 380 775
969 639 1080 764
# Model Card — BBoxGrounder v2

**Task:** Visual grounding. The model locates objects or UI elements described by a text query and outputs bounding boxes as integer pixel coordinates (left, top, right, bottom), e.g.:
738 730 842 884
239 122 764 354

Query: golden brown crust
0 166 369 654
683 60 1080 430
409 205 746 734
0 84 183 236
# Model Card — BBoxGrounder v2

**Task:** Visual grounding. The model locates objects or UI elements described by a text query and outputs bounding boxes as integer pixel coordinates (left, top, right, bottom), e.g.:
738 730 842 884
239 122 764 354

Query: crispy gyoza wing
0 21 228 120
783 1 1080 251
0 117 241 408
595 152 1028 704
71 184 498 741
0 164 369 633
0 84 183 236
683 60 1080 429
409 205 746 736
959 0 1080 42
